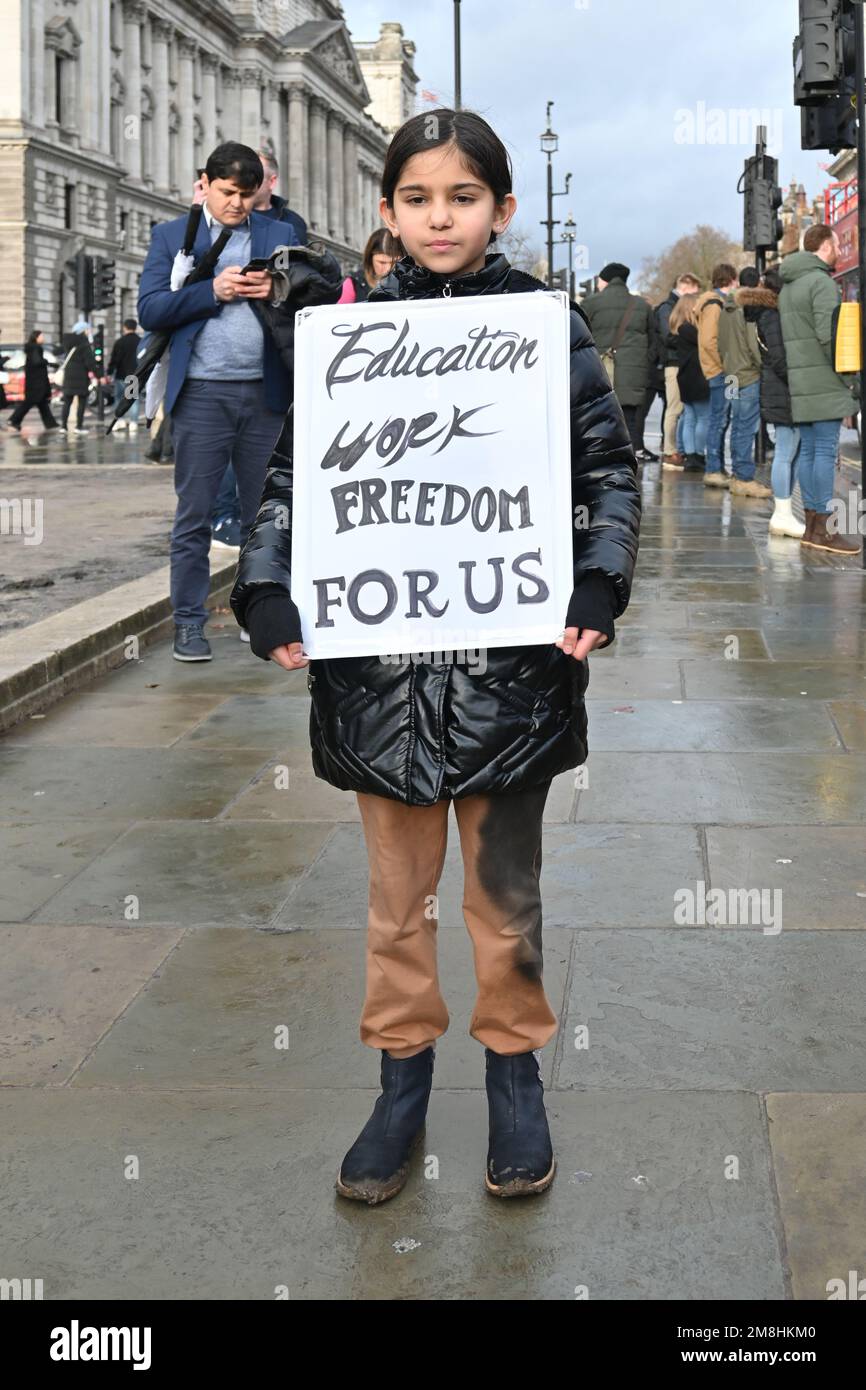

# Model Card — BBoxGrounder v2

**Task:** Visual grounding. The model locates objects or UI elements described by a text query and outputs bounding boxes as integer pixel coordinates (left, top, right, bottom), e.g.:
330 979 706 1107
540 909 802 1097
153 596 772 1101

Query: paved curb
0 555 239 734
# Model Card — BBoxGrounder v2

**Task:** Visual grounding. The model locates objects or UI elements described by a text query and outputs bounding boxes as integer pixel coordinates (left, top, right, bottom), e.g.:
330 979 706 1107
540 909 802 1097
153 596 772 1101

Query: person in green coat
582 262 661 461
778 224 860 553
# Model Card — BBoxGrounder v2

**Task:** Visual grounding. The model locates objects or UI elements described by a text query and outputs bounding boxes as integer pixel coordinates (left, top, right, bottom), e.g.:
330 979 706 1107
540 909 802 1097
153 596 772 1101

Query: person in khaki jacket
695 262 737 484
715 267 773 497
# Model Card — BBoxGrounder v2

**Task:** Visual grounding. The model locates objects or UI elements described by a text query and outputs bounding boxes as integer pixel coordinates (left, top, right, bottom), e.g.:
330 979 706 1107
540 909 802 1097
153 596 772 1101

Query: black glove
564 570 617 647
243 587 303 662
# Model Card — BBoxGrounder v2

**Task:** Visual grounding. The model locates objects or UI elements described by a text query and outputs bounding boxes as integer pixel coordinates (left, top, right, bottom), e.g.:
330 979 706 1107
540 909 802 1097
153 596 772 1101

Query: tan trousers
355 783 559 1060
663 365 684 455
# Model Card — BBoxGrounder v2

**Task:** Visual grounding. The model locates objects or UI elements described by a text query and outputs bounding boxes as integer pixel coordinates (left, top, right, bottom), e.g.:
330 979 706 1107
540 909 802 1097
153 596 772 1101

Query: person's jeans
796 419 841 513
355 782 559 1058
61 394 87 430
169 378 285 627
729 379 761 481
681 399 710 456
770 424 801 500
676 407 685 454
705 372 731 474
211 461 240 524
113 379 140 423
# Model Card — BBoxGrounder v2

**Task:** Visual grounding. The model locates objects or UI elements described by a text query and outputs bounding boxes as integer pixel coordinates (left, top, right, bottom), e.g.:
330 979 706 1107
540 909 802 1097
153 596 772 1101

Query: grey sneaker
173 623 212 662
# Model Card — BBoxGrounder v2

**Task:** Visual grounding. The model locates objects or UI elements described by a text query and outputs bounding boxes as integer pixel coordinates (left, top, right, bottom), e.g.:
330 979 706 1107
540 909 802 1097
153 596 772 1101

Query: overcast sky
342 0 836 280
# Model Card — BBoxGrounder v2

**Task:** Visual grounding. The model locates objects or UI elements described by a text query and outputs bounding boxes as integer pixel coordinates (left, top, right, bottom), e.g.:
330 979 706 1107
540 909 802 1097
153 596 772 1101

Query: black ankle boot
336 1046 434 1205
484 1047 555 1197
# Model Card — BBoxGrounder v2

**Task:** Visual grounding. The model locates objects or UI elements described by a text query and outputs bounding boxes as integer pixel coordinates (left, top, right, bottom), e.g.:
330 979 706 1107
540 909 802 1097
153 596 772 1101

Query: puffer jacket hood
230 252 641 805
735 286 778 316
752 289 793 427
778 251 859 422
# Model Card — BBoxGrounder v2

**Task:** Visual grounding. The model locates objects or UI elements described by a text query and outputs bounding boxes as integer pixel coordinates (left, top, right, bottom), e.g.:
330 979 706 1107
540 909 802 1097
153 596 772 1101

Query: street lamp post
540 102 571 289
561 213 576 299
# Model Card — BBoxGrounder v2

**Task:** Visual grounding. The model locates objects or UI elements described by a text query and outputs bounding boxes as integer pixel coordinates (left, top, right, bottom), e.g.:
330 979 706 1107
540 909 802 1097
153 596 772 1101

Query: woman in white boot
755 267 805 539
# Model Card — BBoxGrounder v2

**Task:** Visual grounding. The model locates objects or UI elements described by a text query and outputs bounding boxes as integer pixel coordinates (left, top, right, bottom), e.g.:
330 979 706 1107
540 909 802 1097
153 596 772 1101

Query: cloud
344 0 825 279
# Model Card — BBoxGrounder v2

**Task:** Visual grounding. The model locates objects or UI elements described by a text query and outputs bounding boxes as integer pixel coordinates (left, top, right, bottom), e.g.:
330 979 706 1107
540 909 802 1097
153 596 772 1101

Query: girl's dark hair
362 227 394 283
762 267 783 294
380 108 512 255
26 329 42 345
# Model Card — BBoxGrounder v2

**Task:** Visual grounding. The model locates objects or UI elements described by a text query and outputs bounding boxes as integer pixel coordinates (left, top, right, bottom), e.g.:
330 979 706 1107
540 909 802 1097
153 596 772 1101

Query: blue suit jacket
137 210 299 415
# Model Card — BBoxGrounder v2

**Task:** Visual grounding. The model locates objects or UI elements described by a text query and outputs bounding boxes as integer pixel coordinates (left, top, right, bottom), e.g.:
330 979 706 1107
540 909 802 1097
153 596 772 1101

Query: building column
342 122 359 251
308 95 328 235
177 37 196 195
220 69 241 143
29 0 46 129
121 0 144 180
241 68 260 147
267 80 283 169
287 83 309 223
150 18 172 194
200 52 218 155
327 111 344 242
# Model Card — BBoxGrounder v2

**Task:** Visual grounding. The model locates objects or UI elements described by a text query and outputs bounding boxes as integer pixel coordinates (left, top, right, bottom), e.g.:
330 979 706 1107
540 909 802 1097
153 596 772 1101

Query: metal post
856 0 866 564
546 155 553 289
453 0 462 110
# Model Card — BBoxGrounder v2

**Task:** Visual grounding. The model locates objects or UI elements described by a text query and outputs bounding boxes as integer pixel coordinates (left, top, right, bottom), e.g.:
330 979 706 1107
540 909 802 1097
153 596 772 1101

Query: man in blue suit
138 141 299 662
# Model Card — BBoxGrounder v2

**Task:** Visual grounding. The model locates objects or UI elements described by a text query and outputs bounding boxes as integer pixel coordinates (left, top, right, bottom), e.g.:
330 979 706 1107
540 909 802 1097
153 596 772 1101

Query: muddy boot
800 508 816 546
484 1047 556 1197
805 513 862 555
335 1045 434 1205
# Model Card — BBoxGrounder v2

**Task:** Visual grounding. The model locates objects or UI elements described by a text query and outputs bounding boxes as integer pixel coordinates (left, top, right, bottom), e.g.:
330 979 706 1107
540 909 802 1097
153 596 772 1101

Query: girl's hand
268 642 309 670
555 626 609 660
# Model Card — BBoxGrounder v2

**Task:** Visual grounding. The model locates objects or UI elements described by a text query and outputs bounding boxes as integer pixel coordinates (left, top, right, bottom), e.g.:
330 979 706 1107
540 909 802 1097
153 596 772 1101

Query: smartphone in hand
240 258 271 275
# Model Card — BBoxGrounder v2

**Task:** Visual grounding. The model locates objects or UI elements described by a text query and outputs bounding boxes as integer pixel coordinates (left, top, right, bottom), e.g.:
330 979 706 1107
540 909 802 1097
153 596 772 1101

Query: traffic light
92 323 105 370
550 267 569 293
95 258 116 310
743 153 784 252
73 252 94 314
794 0 858 151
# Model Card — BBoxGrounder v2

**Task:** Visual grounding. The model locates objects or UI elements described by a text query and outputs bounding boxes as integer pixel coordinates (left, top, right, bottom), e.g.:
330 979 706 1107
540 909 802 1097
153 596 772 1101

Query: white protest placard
291 291 574 660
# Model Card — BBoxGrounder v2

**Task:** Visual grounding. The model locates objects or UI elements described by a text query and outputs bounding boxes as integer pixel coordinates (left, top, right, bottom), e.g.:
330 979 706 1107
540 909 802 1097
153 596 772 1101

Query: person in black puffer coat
754 268 806 539
230 109 641 1206
59 321 98 434
7 330 59 433
671 293 710 472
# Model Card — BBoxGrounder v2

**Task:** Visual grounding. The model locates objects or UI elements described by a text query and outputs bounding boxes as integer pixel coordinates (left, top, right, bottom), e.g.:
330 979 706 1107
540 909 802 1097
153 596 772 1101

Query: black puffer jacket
675 322 709 404
230 252 641 805
753 287 793 427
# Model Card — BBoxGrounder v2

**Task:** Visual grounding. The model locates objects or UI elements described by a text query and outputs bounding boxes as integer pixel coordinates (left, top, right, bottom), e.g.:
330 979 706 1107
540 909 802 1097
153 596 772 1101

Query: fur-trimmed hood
735 286 777 310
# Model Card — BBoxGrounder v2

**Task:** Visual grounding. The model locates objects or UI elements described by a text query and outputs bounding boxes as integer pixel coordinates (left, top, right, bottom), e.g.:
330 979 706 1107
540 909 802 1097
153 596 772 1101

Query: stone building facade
0 1 418 345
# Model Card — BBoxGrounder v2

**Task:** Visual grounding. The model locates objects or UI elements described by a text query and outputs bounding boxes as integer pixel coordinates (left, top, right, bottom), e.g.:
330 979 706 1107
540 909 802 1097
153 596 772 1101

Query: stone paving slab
556 929 866 1092
0 819 135 921
705 826 866 930
68 926 572 1092
576 752 866 824
766 1094 866 1301
680 660 866 700
37 821 336 927
0 1085 786 1300
0 923 184 1084
2 690 227 747
584 699 841 752
2 746 273 822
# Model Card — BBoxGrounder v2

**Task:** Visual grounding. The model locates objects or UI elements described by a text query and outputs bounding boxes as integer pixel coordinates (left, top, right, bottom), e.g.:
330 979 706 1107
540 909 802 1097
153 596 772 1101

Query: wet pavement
1 449 866 1301
0 421 174 634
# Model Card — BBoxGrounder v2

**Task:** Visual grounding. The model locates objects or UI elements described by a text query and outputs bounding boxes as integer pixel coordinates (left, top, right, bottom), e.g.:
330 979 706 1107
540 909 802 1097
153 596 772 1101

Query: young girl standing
231 109 641 1205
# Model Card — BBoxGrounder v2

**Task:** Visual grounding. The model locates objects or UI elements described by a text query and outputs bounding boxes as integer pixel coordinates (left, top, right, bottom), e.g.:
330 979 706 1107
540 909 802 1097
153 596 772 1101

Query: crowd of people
581 226 861 554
